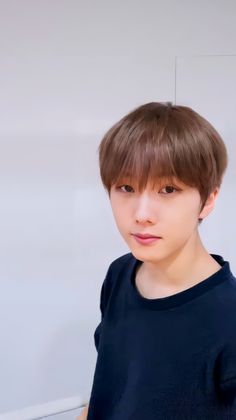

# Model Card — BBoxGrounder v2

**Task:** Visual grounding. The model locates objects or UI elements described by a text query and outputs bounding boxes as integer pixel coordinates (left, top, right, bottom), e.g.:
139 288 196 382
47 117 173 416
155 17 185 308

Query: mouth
131 233 161 239
131 233 162 245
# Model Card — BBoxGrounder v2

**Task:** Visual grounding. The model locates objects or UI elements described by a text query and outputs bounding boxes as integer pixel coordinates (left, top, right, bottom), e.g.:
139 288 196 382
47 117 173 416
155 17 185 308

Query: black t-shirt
87 253 236 419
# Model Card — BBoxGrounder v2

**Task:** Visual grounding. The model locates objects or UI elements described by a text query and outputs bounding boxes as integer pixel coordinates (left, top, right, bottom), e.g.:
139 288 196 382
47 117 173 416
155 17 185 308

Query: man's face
109 178 215 264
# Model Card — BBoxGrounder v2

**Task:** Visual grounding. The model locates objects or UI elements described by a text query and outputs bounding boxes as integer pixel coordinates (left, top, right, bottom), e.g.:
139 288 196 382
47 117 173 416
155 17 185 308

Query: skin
76 405 89 420
109 177 221 298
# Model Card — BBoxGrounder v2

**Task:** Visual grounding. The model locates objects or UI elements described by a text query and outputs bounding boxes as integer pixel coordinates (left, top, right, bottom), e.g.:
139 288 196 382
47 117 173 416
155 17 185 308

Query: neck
136 232 221 292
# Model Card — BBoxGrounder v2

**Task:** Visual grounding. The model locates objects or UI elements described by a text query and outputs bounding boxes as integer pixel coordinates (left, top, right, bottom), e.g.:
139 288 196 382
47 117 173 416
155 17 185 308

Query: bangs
100 120 203 192
111 136 179 191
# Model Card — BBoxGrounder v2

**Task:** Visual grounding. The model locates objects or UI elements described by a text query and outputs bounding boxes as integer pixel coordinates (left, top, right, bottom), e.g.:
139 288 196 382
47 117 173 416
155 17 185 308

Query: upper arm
220 376 236 410
93 263 113 352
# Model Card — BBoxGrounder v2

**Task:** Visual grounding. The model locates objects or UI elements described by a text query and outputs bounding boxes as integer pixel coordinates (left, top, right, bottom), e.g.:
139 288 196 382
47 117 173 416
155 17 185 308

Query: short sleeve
218 342 236 414
94 282 105 352
220 377 236 417
94 321 102 352
93 263 113 352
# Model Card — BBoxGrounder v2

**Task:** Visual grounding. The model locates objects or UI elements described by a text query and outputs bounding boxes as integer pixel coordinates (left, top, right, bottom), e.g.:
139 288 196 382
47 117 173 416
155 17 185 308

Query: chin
129 247 161 263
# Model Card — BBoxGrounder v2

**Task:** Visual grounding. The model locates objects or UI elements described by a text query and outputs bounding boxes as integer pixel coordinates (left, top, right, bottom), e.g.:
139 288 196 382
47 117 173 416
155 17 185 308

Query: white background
0 0 236 416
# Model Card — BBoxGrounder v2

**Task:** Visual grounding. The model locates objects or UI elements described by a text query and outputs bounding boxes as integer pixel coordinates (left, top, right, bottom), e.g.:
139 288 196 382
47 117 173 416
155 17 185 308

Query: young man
78 102 236 419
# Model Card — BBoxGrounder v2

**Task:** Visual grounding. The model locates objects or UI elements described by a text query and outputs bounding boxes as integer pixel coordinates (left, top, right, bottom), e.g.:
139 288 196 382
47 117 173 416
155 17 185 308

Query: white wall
0 0 236 415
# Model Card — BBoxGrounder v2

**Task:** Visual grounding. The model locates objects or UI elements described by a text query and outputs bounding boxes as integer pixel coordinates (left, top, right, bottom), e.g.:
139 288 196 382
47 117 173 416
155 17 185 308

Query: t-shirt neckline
128 254 232 310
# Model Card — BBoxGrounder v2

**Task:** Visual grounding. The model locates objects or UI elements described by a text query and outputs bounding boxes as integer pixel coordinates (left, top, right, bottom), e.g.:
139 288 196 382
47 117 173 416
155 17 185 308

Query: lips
132 233 161 239
132 233 161 245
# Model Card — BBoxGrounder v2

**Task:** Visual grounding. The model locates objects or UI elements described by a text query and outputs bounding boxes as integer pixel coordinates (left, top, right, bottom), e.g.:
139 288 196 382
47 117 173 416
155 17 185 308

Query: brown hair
98 102 228 212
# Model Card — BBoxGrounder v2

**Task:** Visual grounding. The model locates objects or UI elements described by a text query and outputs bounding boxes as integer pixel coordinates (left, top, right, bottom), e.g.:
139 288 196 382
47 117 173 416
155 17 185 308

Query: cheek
165 200 200 226
111 202 127 226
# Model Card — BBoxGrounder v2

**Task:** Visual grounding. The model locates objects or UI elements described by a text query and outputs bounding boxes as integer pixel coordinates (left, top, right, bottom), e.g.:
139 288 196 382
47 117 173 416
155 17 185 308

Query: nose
134 193 156 224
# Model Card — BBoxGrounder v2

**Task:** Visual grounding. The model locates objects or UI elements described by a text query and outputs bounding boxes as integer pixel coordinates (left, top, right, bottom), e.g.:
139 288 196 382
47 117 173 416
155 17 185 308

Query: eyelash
116 185 180 195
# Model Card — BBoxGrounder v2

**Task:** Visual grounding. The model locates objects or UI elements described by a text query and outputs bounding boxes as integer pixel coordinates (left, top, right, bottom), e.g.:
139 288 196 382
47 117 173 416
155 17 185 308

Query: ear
199 187 220 220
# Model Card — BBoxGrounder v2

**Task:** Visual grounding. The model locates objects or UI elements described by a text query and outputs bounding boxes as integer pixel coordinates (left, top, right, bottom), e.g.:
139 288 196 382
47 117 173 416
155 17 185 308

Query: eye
117 184 134 193
160 185 178 194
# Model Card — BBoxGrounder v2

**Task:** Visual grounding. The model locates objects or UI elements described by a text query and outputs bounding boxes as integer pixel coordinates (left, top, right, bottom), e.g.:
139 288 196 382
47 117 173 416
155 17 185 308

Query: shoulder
214 270 236 386
211 270 236 337
209 256 236 316
100 252 135 312
108 252 135 273
104 252 135 289
217 270 236 318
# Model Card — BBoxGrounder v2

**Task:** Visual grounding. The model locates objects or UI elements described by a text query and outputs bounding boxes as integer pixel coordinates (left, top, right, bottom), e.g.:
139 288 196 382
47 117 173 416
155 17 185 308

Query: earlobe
198 188 220 220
